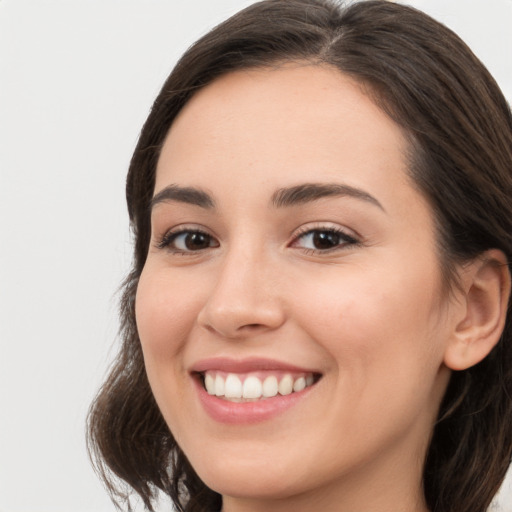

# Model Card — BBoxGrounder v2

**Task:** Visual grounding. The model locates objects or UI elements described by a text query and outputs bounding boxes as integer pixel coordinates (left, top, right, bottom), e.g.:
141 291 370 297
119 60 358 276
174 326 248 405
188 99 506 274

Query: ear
444 249 511 371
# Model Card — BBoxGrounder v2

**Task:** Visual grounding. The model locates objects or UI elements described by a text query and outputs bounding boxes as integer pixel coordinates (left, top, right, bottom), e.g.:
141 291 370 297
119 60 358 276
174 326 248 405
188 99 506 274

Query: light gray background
1 1 511 511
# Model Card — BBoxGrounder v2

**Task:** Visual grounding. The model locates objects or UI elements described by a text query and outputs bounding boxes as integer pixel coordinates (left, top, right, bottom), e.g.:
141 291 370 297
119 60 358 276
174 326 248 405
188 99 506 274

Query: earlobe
444 249 511 371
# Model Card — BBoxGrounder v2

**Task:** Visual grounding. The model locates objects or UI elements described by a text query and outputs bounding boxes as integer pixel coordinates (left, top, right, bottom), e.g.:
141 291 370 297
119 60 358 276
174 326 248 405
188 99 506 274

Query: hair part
87 1 512 511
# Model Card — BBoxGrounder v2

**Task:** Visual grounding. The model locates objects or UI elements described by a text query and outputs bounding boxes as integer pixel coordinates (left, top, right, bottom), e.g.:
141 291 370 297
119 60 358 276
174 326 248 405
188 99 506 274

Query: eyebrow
150 185 215 210
149 182 385 212
271 183 385 211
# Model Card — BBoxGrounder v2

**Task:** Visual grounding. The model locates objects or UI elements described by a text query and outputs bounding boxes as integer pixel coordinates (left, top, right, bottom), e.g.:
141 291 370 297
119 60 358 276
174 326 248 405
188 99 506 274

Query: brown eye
312 231 342 250
160 230 219 252
182 232 212 250
293 228 358 252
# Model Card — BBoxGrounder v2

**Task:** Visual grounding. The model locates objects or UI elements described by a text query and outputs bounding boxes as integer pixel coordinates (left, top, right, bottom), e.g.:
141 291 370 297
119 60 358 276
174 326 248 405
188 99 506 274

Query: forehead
155 64 414 217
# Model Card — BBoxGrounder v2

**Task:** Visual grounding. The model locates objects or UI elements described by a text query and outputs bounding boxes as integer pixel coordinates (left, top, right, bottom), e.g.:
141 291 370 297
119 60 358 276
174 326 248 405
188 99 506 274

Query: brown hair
87 1 512 511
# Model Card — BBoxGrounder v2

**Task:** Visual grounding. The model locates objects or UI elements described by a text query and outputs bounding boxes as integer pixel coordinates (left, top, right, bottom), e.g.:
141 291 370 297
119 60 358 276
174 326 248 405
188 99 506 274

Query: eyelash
156 225 360 255
290 226 360 254
156 228 218 254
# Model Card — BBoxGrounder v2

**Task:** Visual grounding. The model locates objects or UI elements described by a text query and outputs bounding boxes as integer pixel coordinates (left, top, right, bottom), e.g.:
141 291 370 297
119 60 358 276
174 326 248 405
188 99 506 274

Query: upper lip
189 357 320 375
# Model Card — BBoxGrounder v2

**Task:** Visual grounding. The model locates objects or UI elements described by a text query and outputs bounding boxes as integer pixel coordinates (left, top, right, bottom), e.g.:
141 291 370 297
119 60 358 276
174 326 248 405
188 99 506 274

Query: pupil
185 232 209 250
313 231 339 249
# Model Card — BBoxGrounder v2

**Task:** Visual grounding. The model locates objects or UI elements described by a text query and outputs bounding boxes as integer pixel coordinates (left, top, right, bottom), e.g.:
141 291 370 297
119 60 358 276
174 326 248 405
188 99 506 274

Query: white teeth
243 376 263 399
224 374 242 398
215 374 225 397
205 373 215 395
262 375 278 397
278 374 294 395
293 376 306 392
203 371 317 400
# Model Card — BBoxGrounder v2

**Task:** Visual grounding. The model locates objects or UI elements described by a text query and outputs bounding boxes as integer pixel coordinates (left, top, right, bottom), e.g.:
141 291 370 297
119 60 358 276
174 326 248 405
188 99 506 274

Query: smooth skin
135 64 509 512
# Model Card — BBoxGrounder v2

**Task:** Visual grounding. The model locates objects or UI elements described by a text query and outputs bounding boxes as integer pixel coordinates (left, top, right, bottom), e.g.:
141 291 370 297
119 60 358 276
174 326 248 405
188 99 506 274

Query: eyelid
289 223 361 253
291 222 359 240
155 224 219 253
153 222 361 255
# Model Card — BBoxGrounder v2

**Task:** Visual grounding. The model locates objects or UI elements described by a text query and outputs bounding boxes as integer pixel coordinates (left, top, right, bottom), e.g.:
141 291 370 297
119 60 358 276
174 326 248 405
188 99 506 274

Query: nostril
198 297 286 338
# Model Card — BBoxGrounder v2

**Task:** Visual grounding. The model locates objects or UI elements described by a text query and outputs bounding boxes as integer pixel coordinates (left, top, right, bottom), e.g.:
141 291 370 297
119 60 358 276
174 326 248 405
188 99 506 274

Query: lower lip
194 377 315 425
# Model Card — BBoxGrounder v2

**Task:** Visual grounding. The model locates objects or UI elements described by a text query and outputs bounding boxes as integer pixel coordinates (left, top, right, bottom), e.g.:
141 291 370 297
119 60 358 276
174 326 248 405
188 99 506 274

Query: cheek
135 267 203 368
291 261 447 388
291 271 449 457
134 267 205 443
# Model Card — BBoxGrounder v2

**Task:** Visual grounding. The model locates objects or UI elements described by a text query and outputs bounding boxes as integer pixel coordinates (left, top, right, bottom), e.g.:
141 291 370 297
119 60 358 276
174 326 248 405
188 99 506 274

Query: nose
197 249 286 339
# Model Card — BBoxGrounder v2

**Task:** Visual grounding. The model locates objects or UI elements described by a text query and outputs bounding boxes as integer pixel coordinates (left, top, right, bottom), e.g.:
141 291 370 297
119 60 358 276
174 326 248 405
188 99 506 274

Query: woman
87 1 512 511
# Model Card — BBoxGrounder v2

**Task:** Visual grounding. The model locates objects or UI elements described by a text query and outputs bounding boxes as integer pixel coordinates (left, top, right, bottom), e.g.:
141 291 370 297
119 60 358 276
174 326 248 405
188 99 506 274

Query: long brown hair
87 1 512 511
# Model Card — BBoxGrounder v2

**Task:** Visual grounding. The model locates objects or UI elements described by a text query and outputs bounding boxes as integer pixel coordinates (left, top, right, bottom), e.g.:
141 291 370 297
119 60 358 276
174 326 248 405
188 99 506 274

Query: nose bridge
198 240 285 338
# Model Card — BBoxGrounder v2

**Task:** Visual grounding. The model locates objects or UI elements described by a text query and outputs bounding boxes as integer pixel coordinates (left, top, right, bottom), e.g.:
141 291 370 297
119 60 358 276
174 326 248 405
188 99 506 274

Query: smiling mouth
199 371 321 402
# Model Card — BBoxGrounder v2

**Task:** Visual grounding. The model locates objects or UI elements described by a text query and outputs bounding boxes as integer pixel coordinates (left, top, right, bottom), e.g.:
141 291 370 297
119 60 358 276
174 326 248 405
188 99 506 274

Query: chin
199 462 306 501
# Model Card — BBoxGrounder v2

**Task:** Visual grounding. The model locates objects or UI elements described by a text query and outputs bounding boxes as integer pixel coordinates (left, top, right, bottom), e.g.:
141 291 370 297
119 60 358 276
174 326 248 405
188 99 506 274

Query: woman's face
136 65 456 509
